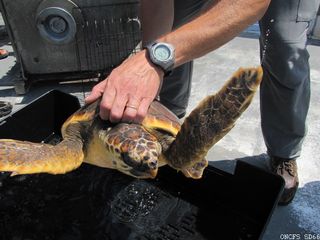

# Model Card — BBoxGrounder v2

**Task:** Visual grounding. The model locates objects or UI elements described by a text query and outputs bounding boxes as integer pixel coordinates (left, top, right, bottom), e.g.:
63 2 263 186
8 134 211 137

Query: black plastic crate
0 90 284 240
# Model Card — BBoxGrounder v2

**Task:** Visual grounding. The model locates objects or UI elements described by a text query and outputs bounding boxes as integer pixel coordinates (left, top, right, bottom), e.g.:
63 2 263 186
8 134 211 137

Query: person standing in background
259 0 320 205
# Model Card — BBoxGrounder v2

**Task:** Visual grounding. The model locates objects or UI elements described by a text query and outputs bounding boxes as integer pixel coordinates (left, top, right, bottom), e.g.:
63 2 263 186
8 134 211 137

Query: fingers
121 97 153 124
89 50 163 123
85 80 107 104
122 97 141 123
100 92 152 124
100 90 146 123
100 87 117 121
135 98 153 123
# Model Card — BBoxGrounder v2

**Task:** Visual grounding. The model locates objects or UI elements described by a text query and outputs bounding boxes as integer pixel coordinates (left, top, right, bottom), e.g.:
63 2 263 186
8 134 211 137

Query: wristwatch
145 42 175 75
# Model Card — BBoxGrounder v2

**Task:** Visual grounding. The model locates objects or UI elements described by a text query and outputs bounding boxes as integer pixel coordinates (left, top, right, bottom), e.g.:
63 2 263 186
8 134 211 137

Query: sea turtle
0 67 263 179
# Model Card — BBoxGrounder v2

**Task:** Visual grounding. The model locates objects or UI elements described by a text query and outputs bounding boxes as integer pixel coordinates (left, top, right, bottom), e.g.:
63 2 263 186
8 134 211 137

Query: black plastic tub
0 90 284 240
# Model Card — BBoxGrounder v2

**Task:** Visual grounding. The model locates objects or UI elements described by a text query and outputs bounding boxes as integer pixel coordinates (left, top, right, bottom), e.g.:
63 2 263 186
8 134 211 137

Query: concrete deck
1 22 319 239
192 36 320 239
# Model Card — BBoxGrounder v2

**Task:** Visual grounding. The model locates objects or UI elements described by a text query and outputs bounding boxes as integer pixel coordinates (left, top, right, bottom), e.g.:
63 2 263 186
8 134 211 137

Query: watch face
154 45 171 61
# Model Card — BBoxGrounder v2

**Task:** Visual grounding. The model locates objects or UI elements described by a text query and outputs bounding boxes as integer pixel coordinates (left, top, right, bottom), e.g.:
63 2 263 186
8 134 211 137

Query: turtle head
120 147 160 179
101 123 162 179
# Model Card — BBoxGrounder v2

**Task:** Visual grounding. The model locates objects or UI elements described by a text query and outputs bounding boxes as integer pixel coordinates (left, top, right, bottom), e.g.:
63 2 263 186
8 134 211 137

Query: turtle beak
122 152 159 179
147 158 158 178
128 167 158 179
136 159 158 179
133 160 159 179
149 168 158 179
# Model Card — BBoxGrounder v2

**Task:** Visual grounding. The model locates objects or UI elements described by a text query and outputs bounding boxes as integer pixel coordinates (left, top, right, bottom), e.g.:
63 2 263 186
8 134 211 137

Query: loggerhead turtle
0 67 262 179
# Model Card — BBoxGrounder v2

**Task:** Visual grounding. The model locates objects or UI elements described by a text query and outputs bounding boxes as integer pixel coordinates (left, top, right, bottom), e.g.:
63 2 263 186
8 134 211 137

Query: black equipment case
0 91 284 240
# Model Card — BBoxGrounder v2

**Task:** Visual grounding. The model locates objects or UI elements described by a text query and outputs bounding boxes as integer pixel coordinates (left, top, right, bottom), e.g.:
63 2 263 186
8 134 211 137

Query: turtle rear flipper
165 67 263 177
0 139 84 175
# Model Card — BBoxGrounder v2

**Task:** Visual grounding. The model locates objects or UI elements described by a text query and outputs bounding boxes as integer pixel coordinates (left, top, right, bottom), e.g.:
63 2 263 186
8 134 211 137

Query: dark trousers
259 0 320 158
161 0 319 158
160 0 210 117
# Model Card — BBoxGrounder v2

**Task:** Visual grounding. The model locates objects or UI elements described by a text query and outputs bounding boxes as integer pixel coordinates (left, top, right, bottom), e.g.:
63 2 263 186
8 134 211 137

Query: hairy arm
85 0 270 123
160 0 270 67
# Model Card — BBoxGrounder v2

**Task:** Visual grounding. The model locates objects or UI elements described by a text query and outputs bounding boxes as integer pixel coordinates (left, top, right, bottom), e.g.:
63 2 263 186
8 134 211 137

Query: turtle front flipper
181 159 208 179
0 139 84 175
0 100 100 176
165 67 263 178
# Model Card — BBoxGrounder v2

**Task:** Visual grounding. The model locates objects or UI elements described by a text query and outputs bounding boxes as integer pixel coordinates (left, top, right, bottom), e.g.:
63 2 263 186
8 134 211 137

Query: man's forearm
87 0 270 123
158 0 270 67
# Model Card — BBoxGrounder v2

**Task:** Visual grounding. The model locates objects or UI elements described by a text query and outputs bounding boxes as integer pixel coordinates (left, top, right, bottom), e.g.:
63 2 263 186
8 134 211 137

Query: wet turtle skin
0 67 263 179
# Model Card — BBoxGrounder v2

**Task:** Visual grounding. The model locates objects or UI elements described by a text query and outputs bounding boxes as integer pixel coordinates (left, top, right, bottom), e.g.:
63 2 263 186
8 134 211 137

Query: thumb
85 91 102 104
85 79 107 104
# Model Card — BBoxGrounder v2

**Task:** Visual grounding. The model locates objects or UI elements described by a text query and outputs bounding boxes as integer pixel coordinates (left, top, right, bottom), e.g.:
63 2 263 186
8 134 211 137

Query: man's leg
140 1 174 46
140 0 210 117
259 0 320 204
160 0 210 117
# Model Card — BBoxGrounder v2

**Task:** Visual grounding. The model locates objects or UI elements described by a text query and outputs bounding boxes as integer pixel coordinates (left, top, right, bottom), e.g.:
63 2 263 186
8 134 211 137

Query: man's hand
85 50 164 123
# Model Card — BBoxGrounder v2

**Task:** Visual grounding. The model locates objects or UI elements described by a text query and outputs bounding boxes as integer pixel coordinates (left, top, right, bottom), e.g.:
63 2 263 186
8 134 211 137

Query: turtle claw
181 159 208 179
10 172 19 177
